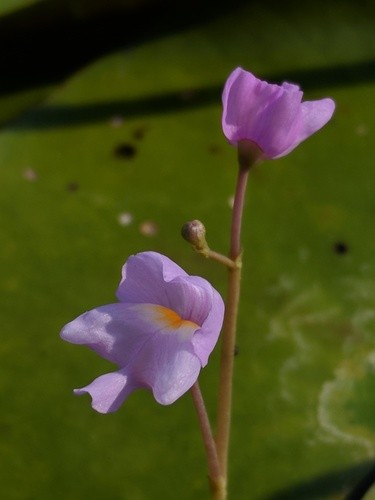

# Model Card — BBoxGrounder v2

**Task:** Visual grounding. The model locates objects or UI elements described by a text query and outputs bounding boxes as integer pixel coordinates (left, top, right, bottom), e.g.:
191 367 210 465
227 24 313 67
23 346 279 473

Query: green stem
215 164 250 484
205 249 237 269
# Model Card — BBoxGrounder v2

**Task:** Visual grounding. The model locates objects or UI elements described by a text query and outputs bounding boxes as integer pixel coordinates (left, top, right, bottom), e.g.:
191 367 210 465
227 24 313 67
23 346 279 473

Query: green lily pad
0 86 54 127
1 1 375 499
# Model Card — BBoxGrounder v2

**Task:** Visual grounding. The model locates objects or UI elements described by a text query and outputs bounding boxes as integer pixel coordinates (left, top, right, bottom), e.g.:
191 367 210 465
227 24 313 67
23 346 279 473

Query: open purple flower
60 251 224 414
222 67 335 159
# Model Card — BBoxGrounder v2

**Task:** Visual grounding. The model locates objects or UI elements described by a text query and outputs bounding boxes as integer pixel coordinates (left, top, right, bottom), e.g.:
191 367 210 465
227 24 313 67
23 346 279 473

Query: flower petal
191 283 225 366
165 275 215 325
60 302 182 366
60 302 201 366
116 251 187 305
222 67 335 159
74 369 139 414
133 333 201 405
61 251 225 411
66 303 203 410
222 67 284 146
272 98 336 158
299 98 336 143
61 303 153 366
251 84 303 158
166 275 224 366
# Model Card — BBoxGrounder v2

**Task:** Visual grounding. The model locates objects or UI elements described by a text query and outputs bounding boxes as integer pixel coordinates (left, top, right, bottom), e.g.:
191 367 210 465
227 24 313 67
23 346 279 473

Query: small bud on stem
181 220 209 255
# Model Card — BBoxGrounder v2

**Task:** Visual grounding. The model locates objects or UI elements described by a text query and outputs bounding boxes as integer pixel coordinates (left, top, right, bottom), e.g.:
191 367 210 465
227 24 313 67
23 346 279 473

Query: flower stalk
215 162 250 482
190 155 254 497
190 383 225 499
205 249 238 270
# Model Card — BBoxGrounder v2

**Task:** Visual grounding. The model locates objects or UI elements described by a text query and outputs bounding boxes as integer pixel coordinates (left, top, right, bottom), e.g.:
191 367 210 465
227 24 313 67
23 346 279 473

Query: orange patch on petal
153 305 199 331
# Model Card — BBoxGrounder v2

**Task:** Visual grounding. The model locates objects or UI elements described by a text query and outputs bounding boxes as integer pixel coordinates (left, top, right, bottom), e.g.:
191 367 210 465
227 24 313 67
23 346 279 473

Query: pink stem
215 164 250 484
191 382 225 498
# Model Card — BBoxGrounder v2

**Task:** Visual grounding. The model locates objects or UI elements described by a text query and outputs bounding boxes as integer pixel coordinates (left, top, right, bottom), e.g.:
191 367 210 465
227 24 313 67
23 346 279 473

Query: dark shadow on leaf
1 0 375 101
7 59 375 130
264 460 375 500
0 0 249 95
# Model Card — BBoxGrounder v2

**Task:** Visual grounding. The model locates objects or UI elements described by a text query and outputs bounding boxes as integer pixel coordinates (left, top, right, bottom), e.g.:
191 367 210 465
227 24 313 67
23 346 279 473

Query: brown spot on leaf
114 143 137 159
180 89 196 101
66 182 79 192
333 242 348 255
133 126 147 140
208 144 221 154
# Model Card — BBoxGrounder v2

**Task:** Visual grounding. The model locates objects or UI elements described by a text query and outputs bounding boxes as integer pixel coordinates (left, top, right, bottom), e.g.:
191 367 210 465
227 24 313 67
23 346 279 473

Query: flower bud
181 220 208 253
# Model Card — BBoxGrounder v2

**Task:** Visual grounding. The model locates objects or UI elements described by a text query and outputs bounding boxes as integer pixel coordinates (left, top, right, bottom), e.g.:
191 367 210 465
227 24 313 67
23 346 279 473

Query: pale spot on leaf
139 220 159 237
23 167 37 182
110 115 124 128
118 212 133 226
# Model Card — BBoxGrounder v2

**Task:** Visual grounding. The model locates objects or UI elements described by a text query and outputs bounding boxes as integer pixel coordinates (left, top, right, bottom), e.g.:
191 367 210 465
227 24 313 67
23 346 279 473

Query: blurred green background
1 0 375 498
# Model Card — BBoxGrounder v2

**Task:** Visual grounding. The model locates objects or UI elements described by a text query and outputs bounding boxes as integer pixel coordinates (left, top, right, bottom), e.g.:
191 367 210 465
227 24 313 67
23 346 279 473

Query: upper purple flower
60 252 224 414
222 67 335 159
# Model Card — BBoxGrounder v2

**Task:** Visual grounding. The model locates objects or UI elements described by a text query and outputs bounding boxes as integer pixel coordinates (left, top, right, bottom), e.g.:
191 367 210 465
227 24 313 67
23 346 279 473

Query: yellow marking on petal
136 304 200 339
153 305 199 331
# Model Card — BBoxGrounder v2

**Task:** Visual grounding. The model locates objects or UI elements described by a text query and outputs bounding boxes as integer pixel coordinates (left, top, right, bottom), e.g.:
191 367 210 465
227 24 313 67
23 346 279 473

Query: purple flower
222 67 335 159
60 252 224 413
